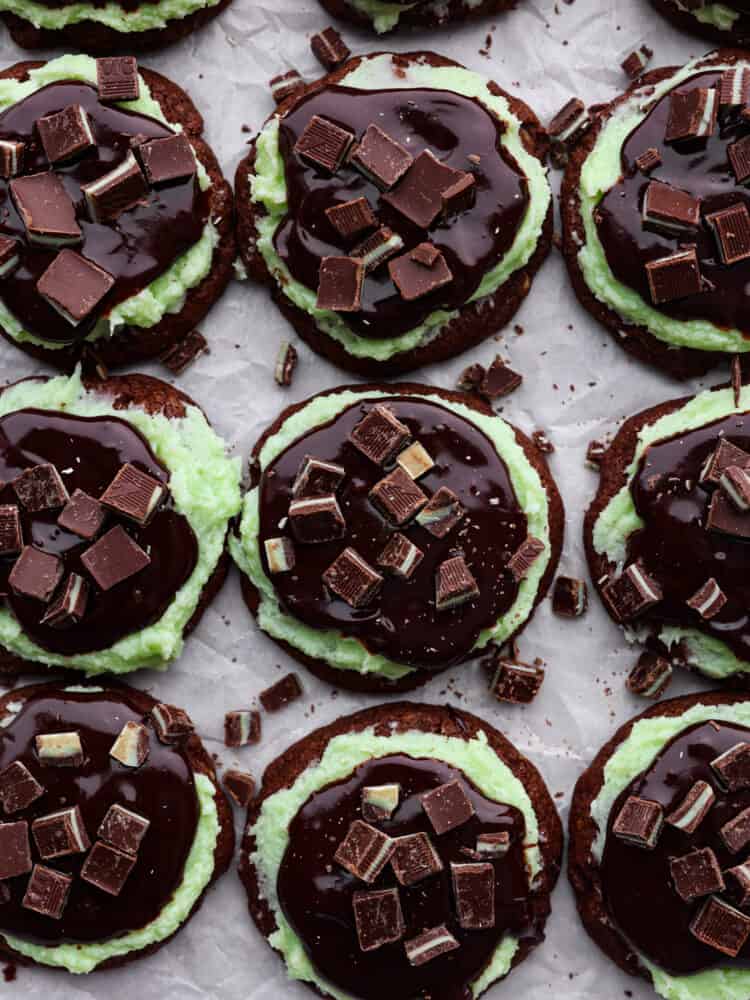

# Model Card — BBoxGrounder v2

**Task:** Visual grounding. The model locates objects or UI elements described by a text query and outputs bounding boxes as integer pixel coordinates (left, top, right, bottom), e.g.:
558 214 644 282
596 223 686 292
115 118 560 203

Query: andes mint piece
0 139 24 178
326 197 376 241
404 924 459 966
38 250 114 324
81 840 135 896
275 340 298 386
310 26 350 70
81 525 150 591
645 247 703 304
40 572 89 628
137 133 196 185
396 442 434 480
635 147 662 174
98 804 150 856
626 650 673 698
292 455 345 498
96 56 140 102
690 896 750 956
480 356 523 400
476 831 510 857
160 329 209 375
0 761 43 814
324 547 383 607
435 555 479 611
586 439 607 468
612 795 663 848
352 226 404 274
370 467 428 526
317 256 363 312
223 769 256 808
422 779 474 836
621 45 652 78
729 134 750 185
701 439 750 485
0 504 22 556
457 362 486 392
721 807 750 853
0 234 20 277
81 151 147 223
391 832 443 886
10 172 81 247
32 806 90 860
100 462 167 526
22 864 71 919
601 560 662 622
349 404 410 466
109 721 149 768
719 67 750 118
152 702 193 743
410 242 440 267
377 532 424 579
687 577 727 619
36 731 83 767
415 486 464 538
506 535 545 582
665 87 717 143
670 847 725 902
706 203 750 265
269 69 304 105
9 546 63 602
382 150 463 228
642 180 700 235
389 246 453 301
350 124 413 191
722 466 750 514
13 463 68 511
37 104 95 164
264 536 296 574
532 429 554 454
224 709 261 748
57 489 105 540
489 658 545 704
361 783 400 823
334 819 395 883
548 98 591 166
442 172 476 216
353 888 405 952
451 862 495 929
259 672 302 712
552 575 588 617
707 489 750 538
733 355 743 408
666 780 716 833
727 863 750 906
712 742 750 790
0 820 32 879
294 115 353 174
289 494 346 544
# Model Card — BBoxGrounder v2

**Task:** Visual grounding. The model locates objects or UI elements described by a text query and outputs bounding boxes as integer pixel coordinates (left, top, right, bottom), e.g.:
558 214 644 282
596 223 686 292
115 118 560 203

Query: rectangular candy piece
325 197 377 241
81 151 148 223
9 546 63 602
727 863 750 907
274 340 297 386
98 803 150 856
707 490 750 538
224 709 261 748
532 429 554 454
0 504 22 556
352 226 404 274
264 537 296 574
548 97 590 165
422 779 474 836
349 404 410 466
292 455 345 498
506 535 545 582
719 67 750 117
334 819 395 883
723 464 750 511
552 576 588 617
407 241 441 267
0 761 43 814
457 362 485 392
137 133 196 185
0 234 20 277
670 847 725 902
396 442 434 480
152 702 193 743
645 247 703 304
37 104 95 164
721 807 750 853
0 820 32 879
729 135 750 185
0 139 24 178
57 489 105 540
586 439 607 468
382 150 464 229
687 577 727 619
489 658 545 704
324 547 383 608
477 831 510 857
100 463 167 526
294 115 354 174
353 888 405 952
451 862 495 930
370 467 428 526
160 329 209 376
642 180 700 235
435 555 479 611
269 69 304 105
666 780 716 833
317 256 364 312
706 203 750 265
109 721 149 768
259 672 302 713
390 832 443 886
96 56 140 103
635 147 662 174
377 532 424 579
311 26 350 70
701 439 750 485
36 731 84 767
32 806 90 860
81 525 150 591
442 173 476 217
690 896 750 956
289 494 346 544
81 840 136 896
389 247 453 302
350 124 413 191
13 464 68 512
361 783 400 823
415 486 464 539
223 769 255 808
665 87 717 143
22 864 72 919
627 651 673 699
601 560 662 622
404 924 460 967
621 45 652 78
612 795 664 849
10 172 81 247
40 572 89 628
480 356 523 400
38 250 114 325
712 742 750 790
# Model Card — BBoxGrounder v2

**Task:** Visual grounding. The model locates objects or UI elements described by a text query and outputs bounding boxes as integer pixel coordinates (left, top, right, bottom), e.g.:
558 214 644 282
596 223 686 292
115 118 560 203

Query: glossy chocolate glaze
278 754 536 1000
0 407 197 655
0 81 208 344
276 85 529 339
259 397 527 670
595 70 750 334
0 686 198 945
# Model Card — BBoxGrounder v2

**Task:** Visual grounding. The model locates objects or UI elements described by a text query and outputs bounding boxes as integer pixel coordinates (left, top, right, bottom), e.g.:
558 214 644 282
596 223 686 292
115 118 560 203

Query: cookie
316 0 517 34
0 56 234 373
0 369 241 679
236 50 551 377
230 382 564 694
648 0 750 48
569 689 750 998
0 681 233 973
561 49 750 380
241 701 562 999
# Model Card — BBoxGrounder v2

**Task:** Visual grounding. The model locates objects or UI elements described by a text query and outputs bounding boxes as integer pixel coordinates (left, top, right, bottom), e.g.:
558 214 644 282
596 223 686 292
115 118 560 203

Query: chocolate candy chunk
415 486 464 539
13 463 68 512
324 547 383 607
719 67 750 117
57 489 105 540
317 256 363 312
670 847 725 902
294 115 353 174
457 362 485 392
706 203 750 265
383 150 464 228
351 124 413 191
627 650 673 698
0 761 43 814
361 783 400 823
411 242 440 267
377 532 424 579
442 173 476 217
642 180 700 235
334 819 395 883
82 151 147 223
38 250 114 325
586 439 607 468
274 340 298 386
687 577 727 619
269 69 304 105
100 462 167 526
0 821 32 879
733 354 743 408
81 525 150 591
712 742 750 790
292 455 345 498
726 863 750 906
552 575 588 617
137 133 195 185
621 45 652 78
0 504 22 556
0 139 24 179
532 429 554 454
690 896 750 956
721 807 750 853
259 672 302 712
40 572 89 628
224 709 261 748
37 104 95 164
370 467 428 526
353 888 405 952
435 555 479 611
422 779 474 836
391 832 443 886
0 234 20 277
489 658 545 704
289 494 346 544
109 721 149 767
635 147 662 174
97 56 140 102
548 98 591 166
311 26 350 70
264 537 296 574
9 546 63 602
389 246 453 302
405 924 460 966
22 864 71 919
81 840 135 896
477 831 510 857
701 439 750 485
223 769 255 808
98 803 149 856
160 329 209 375
10 172 81 247
506 535 545 582
36 731 84 767
480 356 523 400
396 442 434 480
612 795 663 849
666 87 717 143
152 702 193 743
707 489 750 538
729 135 750 185
601 560 662 622
451 862 495 929
645 247 703 304
349 404 410 466
352 226 404 274
326 197 376 241
32 806 89 860
666 780 716 834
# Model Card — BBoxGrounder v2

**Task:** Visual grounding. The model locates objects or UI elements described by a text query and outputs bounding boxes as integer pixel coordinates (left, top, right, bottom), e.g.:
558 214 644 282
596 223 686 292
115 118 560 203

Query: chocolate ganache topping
0 685 198 944
275 84 529 338
258 397 536 670
0 406 197 656
0 76 207 344
277 754 537 1000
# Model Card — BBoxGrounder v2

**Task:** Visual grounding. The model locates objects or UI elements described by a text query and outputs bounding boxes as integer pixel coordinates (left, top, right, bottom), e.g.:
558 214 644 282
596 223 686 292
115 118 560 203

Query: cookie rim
316 0 518 33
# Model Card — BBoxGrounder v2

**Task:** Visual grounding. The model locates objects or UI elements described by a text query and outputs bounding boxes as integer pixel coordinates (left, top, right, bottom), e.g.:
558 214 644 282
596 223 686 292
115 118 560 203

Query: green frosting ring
0 0 222 30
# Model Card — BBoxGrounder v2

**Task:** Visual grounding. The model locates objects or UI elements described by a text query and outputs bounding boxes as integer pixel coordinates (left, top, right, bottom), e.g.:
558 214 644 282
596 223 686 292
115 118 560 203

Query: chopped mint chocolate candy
317 256 364 311
626 651 673 698
489 658 545 704
690 896 750 956
324 547 383 607
22 864 71 919
96 56 140 102
310 26 350 71
152 703 193 743
81 525 150 591
0 234 20 277
32 806 90 860
224 709 261 748
706 203 750 265
326 197 377 241
435 555 479 610
410 242 441 267
601 560 663 622
81 151 147 223
382 150 464 229
721 807 750 854
390 832 443 886
729 134 750 185
57 489 105 540
0 504 22 556
294 115 353 174
586 439 607 468
532 429 554 454
712 742 750 790
701 439 750 485
506 535 545 582
37 104 95 164
635 147 662 174
727 863 750 907
292 455 345 498
334 820 395 883
415 486 464 539
10 172 81 247
552 575 588 617
370 467 428 526
389 246 453 301
666 87 717 143
548 98 590 166
612 795 664 849
476 831 510 857
40 572 89 628
269 69 304 105
289 494 346 544
13 463 68 512
81 840 135 896
36 731 83 767
670 847 724 902
353 888 405 952
0 821 31 879
0 761 43 815
137 133 195 185
109 721 149 768
98 803 150 856
422 779 474 836
733 354 743 408
9 546 63 602
707 489 750 538
442 172 476 216
351 226 403 274
274 340 298 386
349 404 410 466
350 124 413 191
451 861 495 929
396 441 434 480
377 532 423 579
259 672 302 712
457 362 485 392
37 250 114 324
645 247 703 304
264 536 296 574
0 138 24 179
223 769 255 808
719 67 750 118
666 780 716 834
361 783 400 823
480 356 523 399
100 463 167 526
621 45 652 78
687 577 727 619
642 180 700 235
160 329 209 375
404 924 459 966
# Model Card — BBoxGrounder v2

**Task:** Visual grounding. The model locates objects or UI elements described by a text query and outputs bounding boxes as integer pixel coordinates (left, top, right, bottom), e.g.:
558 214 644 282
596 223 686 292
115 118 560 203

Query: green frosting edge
251 727 543 1000
0 369 241 675
249 53 551 363
0 0 221 33
344 0 486 32
692 2 739 31
229 387 551 681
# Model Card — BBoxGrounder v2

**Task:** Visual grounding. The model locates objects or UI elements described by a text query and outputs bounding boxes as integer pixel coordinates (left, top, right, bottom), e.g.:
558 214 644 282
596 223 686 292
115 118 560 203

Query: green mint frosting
0 0 222 32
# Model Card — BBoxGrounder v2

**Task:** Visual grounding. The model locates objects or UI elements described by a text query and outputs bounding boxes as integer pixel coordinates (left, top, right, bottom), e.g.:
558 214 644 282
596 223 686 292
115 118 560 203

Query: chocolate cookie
230 382 564 694
0 56 234 373
561 49 750 380
236 50 551 377
648 0 750 48
241 701 562 1000
0 681 233 973
316 0 517 33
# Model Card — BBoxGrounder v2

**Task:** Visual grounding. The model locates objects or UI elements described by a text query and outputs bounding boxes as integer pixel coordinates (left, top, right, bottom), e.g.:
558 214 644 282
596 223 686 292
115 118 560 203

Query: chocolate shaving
457 362 485 392
259 672 302 713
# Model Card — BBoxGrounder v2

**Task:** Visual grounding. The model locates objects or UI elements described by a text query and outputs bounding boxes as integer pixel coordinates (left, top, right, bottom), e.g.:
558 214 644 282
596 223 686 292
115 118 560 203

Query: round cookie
241 701 562 1000
0 55 234 373
647 0 750 48
561 49 750 380
236 50 552 377
316 0 518 34
229 382 564 694
0 368 241 679
569 689 750 999
0 681 233 973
